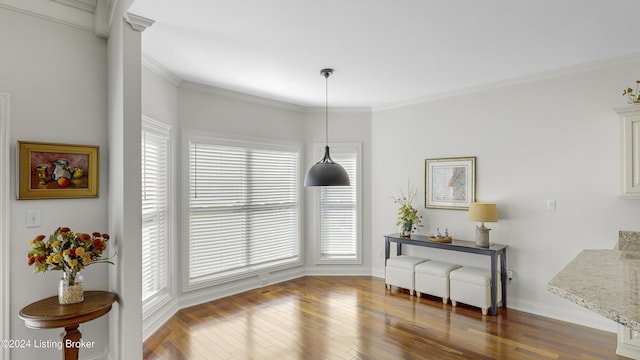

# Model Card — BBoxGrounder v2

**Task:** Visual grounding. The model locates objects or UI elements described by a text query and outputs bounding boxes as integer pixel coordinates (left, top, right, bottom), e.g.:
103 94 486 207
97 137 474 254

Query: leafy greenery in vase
392 181 423 233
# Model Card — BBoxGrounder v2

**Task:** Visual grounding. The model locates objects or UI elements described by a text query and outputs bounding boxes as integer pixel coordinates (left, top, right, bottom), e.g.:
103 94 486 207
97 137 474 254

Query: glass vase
58 271 84 304
401 220 413 237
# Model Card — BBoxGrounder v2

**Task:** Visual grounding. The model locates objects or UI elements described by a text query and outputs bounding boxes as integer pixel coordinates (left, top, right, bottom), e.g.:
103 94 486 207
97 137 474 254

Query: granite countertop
548 248 640 331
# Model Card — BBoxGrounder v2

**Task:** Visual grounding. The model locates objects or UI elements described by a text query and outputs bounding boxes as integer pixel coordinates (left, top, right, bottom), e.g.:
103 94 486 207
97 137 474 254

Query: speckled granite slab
619 230 640 252
548 249 640 331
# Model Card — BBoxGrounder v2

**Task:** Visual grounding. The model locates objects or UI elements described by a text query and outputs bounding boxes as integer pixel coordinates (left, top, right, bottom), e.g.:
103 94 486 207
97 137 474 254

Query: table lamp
468 202 498 247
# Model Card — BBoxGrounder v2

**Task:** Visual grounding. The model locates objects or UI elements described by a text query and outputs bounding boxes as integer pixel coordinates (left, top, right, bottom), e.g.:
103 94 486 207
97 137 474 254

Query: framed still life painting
425 157 475 210
18 141 99 199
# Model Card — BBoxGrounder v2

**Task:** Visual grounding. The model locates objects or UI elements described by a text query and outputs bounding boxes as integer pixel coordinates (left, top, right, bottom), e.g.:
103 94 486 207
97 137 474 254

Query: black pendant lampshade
304 68 350 187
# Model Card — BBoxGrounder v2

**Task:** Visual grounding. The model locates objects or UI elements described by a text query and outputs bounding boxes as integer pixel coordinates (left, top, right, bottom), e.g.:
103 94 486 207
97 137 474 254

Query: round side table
19 290 117 360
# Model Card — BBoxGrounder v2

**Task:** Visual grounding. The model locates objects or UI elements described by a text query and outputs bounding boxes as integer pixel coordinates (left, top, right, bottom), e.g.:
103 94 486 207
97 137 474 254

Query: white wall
176 82 308 308
0 7 110 359
371 55 640 331
141 59 179 339
137 79 375 318
303 109 373 274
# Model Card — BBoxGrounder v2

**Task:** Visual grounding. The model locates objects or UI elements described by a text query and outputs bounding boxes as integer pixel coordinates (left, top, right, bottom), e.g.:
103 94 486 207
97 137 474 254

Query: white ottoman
414 261 461 304
385 255 428 296
450 266 501 315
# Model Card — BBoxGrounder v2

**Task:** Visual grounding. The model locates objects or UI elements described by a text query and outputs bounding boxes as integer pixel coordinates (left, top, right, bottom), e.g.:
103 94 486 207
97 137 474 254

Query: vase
401 220 413 237
58 271 84 304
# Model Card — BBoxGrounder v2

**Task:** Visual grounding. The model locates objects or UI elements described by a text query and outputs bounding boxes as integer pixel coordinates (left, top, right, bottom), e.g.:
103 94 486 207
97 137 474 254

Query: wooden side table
19 290 118 360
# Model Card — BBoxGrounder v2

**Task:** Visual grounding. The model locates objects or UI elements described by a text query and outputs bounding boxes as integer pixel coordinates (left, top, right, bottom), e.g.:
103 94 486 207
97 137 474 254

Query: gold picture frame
425 157 475 210
18 141 99 199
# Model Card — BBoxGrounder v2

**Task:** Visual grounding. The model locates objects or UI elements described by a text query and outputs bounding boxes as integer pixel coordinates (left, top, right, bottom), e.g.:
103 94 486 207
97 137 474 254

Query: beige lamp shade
468 202 498 223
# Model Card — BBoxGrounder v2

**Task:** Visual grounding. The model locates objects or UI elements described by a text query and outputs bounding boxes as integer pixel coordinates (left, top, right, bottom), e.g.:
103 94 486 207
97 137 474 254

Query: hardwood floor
144 276 625 360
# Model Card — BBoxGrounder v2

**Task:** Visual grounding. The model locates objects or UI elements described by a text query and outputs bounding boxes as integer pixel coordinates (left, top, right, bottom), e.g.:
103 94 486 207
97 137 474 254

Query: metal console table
385 233 507 315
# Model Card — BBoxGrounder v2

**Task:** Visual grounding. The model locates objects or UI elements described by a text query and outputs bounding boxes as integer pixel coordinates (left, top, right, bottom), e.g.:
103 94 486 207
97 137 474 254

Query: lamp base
475 225 491 248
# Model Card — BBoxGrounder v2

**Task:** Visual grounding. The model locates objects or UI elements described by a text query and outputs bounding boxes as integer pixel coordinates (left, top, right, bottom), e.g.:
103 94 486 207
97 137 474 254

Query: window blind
141 124 170 303
188 139 300 283
320 147 358 260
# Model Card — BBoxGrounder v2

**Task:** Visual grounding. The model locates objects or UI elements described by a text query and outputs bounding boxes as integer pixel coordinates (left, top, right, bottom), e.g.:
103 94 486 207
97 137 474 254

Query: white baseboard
507 296 617 333
303 266 372 276
371 268 385 279
178 267 305 311
143 298 179 341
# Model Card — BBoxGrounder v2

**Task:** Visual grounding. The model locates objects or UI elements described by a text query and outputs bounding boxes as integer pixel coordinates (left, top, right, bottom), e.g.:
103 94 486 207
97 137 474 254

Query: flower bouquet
28 227 114 304
392 181 423 237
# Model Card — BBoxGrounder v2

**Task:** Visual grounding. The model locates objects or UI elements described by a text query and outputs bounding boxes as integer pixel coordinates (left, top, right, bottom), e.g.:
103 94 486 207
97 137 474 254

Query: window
141 117 171 311
317 144 361 264
185 132 301 287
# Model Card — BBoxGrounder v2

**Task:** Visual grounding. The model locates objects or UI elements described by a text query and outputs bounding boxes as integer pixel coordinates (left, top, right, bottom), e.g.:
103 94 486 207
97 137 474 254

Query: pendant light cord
325 71 329 147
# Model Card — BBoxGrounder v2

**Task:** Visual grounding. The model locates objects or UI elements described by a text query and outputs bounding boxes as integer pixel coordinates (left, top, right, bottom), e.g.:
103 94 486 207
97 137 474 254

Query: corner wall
371 54 640 331
0 7 109 359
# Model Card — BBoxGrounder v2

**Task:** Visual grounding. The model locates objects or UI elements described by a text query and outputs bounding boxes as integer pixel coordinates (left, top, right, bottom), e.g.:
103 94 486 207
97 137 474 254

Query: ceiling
128 0 640 108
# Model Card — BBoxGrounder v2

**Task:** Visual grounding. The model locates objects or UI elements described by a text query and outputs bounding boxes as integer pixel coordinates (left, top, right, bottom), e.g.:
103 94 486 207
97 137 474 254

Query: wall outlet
507 270 514 283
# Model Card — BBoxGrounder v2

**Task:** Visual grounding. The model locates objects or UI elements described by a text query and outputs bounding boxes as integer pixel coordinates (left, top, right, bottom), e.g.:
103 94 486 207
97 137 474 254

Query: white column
108 11 154 360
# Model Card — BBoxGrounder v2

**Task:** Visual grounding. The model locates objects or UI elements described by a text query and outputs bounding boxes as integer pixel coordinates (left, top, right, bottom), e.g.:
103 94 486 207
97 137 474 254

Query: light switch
546 200 556 211
26 209 41 228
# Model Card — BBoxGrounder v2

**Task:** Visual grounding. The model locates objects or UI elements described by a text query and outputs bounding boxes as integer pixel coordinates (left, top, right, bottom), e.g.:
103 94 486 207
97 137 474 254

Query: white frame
425 156 476 210
141 116 173 320
181 129 303 291
0 94 10 360
314 143 362 264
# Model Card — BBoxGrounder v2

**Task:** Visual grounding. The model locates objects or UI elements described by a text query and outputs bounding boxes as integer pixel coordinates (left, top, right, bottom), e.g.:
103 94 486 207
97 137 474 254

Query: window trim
315 142 362 265
0 93 10 360
141 116 173 318
181 129 303 291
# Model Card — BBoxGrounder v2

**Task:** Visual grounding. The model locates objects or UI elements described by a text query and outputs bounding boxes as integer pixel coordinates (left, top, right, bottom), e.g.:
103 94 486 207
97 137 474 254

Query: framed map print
425 157 475 210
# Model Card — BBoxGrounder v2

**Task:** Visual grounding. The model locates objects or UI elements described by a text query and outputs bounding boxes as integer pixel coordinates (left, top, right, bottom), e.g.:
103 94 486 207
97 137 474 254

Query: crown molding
374 52 640 112
0 1 94 32
179 81 306 112
0 0 112 37
142 53 181 86
303 106 371 114
124 12 154 32
50 0 96 13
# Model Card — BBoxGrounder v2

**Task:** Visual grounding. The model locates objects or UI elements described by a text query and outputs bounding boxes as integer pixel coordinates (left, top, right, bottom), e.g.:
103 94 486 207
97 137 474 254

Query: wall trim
0 1 96 33
124 12 154 32
51 0 97 13
506 295 617 333
143 298 178 341
373 51 640 112
142 53 181 86
0 93 10 360
179 81 306 112
304 267 372 276
179 267 306 311
304 106 371 114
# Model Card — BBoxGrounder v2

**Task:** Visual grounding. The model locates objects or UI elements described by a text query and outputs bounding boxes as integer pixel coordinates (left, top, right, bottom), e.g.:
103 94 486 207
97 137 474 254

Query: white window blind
141 120 170 304
187 137 300 284
319 145 360 262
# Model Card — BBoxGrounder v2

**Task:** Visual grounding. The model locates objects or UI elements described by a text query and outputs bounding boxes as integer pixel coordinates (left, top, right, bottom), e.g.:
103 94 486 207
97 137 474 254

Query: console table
385 233 507 315
19 291 118 360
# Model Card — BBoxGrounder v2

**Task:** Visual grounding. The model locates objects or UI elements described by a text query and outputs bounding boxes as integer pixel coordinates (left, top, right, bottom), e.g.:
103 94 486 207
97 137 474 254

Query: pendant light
304 68 350 187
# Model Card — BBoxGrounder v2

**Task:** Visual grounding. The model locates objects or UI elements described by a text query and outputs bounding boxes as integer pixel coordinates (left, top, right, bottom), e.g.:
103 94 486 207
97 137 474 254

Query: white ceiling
128 0 640 108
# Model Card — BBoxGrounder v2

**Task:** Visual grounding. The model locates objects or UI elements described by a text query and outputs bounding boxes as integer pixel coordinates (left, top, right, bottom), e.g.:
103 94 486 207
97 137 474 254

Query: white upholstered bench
414 261 461 304
450 266 501 315
385 255 428 296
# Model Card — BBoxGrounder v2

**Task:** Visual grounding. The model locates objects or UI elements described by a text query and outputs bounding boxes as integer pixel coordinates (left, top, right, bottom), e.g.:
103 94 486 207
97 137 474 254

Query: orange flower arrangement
27 227 114 279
